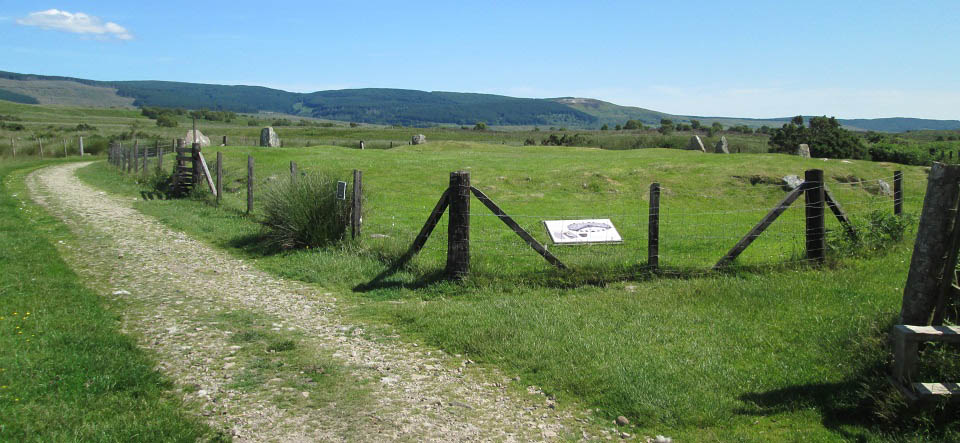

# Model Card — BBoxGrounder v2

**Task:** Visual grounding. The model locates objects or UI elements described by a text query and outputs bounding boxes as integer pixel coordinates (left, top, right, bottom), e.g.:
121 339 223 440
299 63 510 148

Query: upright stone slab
260 127 280 147
411 134 427 145
797 144 811 158
687 135 705 152
715 136 729 154
184 130 211 147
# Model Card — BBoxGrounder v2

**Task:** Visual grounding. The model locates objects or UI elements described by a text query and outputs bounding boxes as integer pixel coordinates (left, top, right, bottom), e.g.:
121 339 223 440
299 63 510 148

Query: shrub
828 209 913 257
156 114 178 128
247 119 258 126
260 172 352 250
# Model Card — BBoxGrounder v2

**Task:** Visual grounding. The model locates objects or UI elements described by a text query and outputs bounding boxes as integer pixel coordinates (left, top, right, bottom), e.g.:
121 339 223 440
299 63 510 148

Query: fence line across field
104 147 909 278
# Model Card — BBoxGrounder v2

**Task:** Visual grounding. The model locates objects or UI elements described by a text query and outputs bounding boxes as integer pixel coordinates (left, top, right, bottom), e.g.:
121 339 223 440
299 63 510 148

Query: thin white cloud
16 9 132 40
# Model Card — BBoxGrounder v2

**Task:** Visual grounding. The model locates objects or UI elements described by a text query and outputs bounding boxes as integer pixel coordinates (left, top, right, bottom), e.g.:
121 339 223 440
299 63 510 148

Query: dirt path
27 163 609 442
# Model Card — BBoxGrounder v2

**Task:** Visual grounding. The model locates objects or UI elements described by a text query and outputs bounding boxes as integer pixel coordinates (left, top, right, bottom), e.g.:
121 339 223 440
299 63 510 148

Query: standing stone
411 134 427 145
79 136 84 156
715 136 729 154
687 135 705 152
360 140 365 150
184 130 211 147
797 144 811 158
260 127 280 147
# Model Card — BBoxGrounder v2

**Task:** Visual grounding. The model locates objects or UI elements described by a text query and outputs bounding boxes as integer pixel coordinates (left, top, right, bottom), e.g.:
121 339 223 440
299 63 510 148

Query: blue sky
1 1 958 119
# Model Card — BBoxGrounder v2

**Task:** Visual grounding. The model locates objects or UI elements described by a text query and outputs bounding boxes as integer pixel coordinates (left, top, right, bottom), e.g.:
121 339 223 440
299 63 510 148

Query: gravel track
26 162 606 442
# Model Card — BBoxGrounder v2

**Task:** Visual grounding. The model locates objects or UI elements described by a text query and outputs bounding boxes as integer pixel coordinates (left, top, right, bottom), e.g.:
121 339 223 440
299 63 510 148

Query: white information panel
543 219 623 245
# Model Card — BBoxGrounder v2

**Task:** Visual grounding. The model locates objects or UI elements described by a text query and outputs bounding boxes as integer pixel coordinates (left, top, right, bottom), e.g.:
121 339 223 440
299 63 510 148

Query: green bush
260 172 352 250
828 209 913 257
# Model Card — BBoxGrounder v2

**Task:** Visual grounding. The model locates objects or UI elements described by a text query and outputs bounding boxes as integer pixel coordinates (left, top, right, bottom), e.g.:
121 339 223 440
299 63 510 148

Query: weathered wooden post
804 169 826 263
351 170 363 240
10 137 15 158
79 136 84 156
290 161 297 182
216 152 223 207
900 163 960 325
142 142 148 172
222 135 228 146
894 170 903 216
191 142 201 186
247 155 254 214
63 138 67 157
157 143 163 171
134 140 140 173
446 171 471 279
648 182 661 270
37 137 43 158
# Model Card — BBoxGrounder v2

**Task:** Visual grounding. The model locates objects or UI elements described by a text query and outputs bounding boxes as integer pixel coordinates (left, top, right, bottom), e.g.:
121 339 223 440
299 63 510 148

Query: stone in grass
865 179 893 196
260 127 281 147
616 415 629 426
411 134 427 145
184 129 211 147
687 135 705 152
715 136 729 154
781 175 803 191
797 143 811 158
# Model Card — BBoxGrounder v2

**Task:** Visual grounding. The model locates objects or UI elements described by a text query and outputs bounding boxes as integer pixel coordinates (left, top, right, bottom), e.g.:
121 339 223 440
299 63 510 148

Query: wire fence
105 147 909 280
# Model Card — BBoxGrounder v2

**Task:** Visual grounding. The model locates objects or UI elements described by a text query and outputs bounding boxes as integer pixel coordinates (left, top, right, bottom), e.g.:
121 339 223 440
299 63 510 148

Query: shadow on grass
737 316 960 440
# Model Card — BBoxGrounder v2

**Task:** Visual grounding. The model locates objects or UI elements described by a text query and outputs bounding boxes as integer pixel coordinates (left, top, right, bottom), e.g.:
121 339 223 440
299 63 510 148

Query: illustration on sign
543 219 622 244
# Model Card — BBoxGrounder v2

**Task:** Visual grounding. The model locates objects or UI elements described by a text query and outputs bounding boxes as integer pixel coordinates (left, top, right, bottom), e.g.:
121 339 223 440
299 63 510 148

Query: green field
73 137 960 441
3 98 959 440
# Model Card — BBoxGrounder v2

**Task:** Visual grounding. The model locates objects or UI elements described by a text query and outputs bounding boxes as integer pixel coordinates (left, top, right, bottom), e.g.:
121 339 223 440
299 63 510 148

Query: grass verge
0 159 224 442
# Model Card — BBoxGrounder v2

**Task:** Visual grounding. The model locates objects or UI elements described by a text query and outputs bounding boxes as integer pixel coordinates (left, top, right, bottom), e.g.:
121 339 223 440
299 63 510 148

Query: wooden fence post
142 142 148 172
446 171 471 279
900 163 960 325
37 137 43 158
352 169 363 240
222 135 228 146
216 152 223 207
894 170 903 216
247 155 254 214
11 138 15 158
63 138 67 157
191 143 201 186
648 182 660 269
804 169 826 263
290 161 297 182
134 141 140 173
157 143 163 171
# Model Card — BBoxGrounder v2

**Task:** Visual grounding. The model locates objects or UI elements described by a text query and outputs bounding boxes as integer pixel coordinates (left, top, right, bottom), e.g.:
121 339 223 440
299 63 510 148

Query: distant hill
0 70 957 132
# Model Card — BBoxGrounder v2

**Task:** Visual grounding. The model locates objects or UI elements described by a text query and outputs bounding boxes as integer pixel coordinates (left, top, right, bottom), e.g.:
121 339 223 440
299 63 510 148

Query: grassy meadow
4 99 960 440
74 138 960 441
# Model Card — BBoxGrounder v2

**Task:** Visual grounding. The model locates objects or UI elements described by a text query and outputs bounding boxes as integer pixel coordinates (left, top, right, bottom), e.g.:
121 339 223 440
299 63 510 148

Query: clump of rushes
260 171 351 250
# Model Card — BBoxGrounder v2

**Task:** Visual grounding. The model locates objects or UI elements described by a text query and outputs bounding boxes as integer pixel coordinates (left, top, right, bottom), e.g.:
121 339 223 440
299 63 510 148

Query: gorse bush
260 172 352 250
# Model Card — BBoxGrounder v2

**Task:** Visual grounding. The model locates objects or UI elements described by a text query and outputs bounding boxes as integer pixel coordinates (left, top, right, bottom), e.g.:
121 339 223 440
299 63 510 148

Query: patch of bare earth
27 163 614 442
